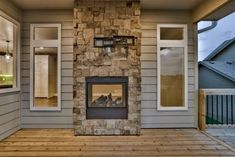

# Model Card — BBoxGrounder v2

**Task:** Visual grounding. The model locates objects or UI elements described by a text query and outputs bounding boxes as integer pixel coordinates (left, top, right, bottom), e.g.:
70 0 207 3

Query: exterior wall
199 66 235 88
141 10 197 128
1 4 198 132
73 0 141 135
21 10 74 128
0 0 21 140
212 42 235 61
0 93 21 140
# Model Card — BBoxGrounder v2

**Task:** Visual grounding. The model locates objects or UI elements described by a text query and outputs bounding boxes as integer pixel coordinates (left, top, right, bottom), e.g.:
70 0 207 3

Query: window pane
34 47 58 107
0 15 17 89
160 28 183 40
34 27 58 40
160 47 184 107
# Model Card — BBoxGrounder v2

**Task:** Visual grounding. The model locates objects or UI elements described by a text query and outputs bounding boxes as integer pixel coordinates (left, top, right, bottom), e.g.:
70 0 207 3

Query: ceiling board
10 0 74 10
203 1 235 20
10 0 203 10
141 0 203 10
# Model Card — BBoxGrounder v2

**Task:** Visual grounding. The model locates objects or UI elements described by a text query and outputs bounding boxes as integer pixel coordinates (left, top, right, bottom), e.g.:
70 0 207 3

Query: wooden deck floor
0 129 235 157
206 128 235 149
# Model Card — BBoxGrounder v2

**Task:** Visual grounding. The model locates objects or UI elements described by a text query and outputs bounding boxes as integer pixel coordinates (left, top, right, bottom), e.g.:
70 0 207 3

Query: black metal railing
206 95 235 125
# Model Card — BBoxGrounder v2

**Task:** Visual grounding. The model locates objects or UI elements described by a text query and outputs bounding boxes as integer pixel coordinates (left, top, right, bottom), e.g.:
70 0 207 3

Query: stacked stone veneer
73 0 141 135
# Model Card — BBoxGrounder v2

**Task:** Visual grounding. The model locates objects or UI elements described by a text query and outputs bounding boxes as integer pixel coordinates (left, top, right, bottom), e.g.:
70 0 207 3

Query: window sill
0 87 20 94
157 106 188 111
30 107 61 112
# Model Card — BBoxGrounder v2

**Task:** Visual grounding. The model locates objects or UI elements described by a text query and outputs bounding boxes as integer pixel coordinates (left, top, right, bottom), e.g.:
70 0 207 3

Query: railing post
199 90 206 131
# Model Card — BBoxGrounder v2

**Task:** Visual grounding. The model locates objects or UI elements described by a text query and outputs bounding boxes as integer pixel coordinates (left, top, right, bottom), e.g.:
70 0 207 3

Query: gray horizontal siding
140 10 197 128
199 66 235 88
21 10 74 128
0 93 21 140
0 0 22 141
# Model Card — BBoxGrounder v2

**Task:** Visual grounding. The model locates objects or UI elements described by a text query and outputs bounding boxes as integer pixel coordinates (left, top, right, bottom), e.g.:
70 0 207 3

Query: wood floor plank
0 145 228 151
0 129 235 156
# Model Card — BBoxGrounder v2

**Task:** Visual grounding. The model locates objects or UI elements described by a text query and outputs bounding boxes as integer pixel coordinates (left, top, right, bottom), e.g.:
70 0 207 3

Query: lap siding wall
140 10 197 128
21 10 74 128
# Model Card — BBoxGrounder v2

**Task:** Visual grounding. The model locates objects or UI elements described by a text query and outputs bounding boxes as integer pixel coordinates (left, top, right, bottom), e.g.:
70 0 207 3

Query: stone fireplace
73 0 141 135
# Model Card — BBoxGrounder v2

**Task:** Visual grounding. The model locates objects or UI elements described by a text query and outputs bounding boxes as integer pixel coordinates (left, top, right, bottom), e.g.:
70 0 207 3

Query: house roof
203 37 235 61
199 61 235 82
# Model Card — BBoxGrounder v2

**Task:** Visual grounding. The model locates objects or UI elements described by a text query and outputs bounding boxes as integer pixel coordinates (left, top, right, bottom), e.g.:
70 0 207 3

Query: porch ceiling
9 0 234 22
10 0 74 10
10 0 203 10
141 0 203 10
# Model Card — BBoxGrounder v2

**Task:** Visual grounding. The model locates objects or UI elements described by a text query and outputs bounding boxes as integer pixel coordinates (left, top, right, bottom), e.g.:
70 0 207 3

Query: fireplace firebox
86 77 128 119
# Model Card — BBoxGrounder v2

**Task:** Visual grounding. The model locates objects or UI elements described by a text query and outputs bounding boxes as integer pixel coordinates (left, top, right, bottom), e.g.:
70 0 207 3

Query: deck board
0 129 235 156
206 128 235 149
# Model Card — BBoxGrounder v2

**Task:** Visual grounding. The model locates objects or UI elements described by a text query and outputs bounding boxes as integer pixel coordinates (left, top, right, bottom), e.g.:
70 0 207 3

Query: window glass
34 27 58 40
0 15 17 90
160 47 185 107
33 47 58 108
88 84 126 108
160 27 183 40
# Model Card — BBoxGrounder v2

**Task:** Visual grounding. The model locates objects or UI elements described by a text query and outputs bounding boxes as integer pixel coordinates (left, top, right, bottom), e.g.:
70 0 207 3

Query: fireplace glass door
88 84 126 108
86 77 128 119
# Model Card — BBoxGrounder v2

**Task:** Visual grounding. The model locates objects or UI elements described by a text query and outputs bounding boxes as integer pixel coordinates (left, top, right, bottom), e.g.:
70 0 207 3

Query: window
157 24 188 110
0 11 20 93
160 27 184 40
30 24 61 111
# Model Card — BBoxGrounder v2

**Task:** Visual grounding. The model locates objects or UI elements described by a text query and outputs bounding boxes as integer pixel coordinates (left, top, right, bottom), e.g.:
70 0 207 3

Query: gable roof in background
200 36 235 82
199 61 235 82
203 37 235 61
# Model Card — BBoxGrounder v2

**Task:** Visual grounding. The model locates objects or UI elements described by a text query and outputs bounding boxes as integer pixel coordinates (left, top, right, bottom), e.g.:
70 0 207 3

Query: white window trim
157 24 188 111
30 24 61 111
0 10 21 94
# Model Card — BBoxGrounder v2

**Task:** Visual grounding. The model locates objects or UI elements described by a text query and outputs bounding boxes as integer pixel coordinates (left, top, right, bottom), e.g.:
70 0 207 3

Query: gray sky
198 12 235 61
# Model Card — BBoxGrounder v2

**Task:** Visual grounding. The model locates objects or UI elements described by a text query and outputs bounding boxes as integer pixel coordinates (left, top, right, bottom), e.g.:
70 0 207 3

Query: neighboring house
199 38 235 127
199 37 235 88
0 0 235 140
